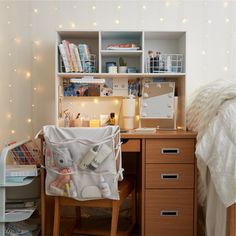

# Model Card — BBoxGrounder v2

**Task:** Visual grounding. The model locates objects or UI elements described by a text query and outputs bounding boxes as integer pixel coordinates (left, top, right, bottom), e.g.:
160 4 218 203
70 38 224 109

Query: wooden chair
53 178 136 236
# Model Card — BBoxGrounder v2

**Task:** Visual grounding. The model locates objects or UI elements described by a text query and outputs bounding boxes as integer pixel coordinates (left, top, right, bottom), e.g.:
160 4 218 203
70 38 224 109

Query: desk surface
121 130 197 139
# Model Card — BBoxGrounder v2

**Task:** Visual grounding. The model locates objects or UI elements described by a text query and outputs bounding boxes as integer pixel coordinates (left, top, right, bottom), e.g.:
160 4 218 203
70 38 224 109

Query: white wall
0 0 236 148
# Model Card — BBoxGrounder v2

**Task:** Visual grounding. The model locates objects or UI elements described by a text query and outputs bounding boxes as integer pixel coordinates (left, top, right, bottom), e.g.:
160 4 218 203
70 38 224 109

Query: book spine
21 144 36 164
58 44 71 73
69 43 79 72
74 46 83 72
62 40 73 72
78 44 85 69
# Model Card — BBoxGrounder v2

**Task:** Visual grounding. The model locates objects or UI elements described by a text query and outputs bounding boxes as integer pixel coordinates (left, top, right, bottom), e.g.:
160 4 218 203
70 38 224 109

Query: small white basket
145 54 183 73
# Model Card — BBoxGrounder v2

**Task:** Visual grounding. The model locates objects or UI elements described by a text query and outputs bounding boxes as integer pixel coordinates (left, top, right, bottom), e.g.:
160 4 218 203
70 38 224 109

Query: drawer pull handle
161 148 180 155
161 173 179 180
160 210 178 217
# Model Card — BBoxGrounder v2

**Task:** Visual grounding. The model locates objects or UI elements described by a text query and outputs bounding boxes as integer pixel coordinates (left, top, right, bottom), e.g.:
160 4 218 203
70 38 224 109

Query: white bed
186 79 236 236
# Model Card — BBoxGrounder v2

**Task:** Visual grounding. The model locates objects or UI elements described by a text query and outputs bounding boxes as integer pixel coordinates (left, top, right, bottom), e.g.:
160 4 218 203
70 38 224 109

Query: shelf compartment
57 31 99 73
2 207 36 222
101 31 143 51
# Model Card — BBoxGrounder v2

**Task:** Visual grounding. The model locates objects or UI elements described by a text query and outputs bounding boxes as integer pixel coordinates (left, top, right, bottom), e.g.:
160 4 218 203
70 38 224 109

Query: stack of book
59 40 96 73
6 165 38 183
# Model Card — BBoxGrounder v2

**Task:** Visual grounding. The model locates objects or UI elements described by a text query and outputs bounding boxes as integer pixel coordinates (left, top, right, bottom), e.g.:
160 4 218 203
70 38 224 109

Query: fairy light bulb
117 5 121 9
8 84 12 88
114 99 119 105
11 130 15 134
208 19 212 24
94 98 98 104
27 118 32 123
9 99 13 103
182 18 187 24
33 56 39 61
165 1 170 7
115 19 120 24
6 113 12 119
34 40 41 46
160 17 164 22
58 24 63 29
202 50 206 55
14 37 21 44
93 22 97 26
92 5 96 10
33 87 37 91
142 5 146 10
223 1 228 8
226 50 230 54
224 66 228 71
225 18 230 23
71 22 76 28
8 52 12 56
81 103 85 107
7 21 11 25
6 5 10 9
26 72 31 78
33 8 38 13
32 104 35 107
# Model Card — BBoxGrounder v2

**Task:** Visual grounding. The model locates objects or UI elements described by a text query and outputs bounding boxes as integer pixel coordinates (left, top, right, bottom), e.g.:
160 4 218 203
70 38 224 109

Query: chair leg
75 206 81 225
111 200 120 236
131 189 136 226
53 197 60 236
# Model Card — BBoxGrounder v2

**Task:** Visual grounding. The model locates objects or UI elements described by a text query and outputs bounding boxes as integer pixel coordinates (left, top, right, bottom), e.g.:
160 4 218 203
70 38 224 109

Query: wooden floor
60 216 139 236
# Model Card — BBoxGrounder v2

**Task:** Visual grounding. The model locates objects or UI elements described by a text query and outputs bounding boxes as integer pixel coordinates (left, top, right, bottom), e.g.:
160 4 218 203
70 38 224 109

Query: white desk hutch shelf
56 31 186 130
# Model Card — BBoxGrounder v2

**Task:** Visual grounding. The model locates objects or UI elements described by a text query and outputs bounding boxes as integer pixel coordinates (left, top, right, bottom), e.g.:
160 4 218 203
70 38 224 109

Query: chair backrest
43 125 123 201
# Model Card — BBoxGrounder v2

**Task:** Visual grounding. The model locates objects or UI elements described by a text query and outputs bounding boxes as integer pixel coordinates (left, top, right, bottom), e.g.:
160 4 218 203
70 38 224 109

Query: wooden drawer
146 139 195 164
145 189 194 236
121 139 140 152
145 164 194 189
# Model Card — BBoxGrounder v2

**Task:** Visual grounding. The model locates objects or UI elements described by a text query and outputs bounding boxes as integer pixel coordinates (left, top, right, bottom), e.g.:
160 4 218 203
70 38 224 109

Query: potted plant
118 57 128 73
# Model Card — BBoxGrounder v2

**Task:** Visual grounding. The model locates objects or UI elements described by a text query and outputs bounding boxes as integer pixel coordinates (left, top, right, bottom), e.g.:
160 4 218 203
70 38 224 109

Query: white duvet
187 79 236 236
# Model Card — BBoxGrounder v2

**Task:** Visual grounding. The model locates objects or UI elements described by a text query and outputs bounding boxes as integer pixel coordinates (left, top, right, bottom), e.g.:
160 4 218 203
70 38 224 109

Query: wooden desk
121 130 197 236
40 130 198 236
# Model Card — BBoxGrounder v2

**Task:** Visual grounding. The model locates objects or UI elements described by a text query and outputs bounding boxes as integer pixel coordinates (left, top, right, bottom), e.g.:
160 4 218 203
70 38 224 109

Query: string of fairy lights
2 0 235 146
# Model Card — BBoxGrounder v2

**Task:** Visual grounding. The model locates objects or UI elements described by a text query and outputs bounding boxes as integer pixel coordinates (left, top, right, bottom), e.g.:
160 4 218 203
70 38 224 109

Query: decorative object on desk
122 91 136 130
127 67 137 73
140 80 175 119
113 78 128 96
118 57 127 73
108 65 117 74
128 78 141 97
146 53 183 73
107 43 140 50
100 78 113 96
106 112 116 125
105 62 116 73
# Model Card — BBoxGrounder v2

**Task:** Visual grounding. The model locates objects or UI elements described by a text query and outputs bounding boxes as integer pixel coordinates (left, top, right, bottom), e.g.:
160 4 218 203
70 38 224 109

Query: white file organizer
43 125 123 201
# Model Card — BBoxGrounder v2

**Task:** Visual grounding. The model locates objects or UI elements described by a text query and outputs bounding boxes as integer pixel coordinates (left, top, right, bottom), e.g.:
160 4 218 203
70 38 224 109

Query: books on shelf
59 40 95 73
107 43 140 50
6 165 38 177
10 141 40 165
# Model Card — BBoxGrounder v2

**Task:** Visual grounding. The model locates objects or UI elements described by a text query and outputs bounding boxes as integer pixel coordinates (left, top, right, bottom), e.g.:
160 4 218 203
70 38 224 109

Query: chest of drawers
144 136 196 236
